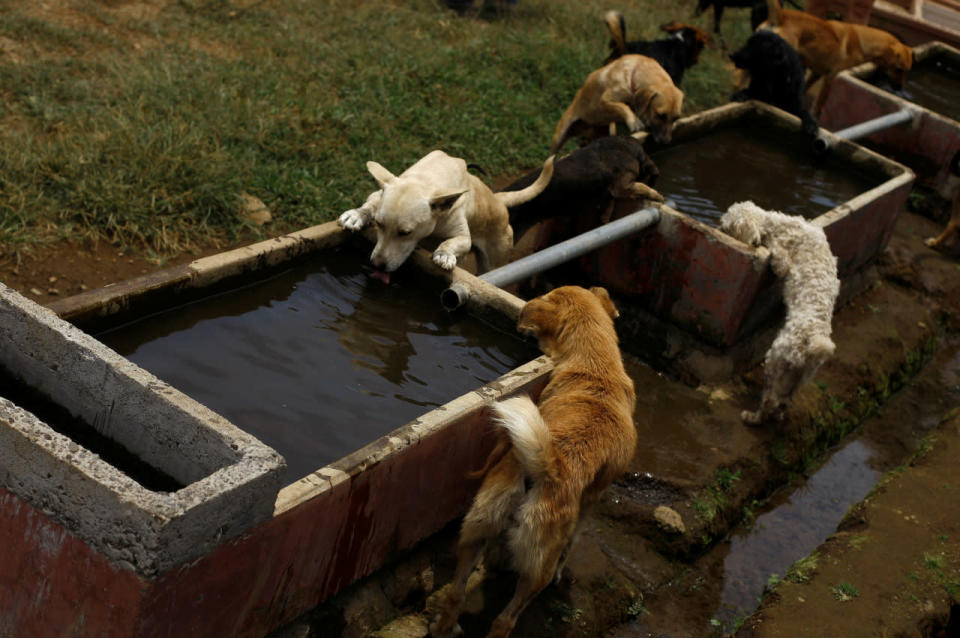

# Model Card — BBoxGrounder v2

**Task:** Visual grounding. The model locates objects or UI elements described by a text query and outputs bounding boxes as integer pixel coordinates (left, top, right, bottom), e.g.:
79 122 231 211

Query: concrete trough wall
0 283 285 579
531 101 914 349
870 0 960 48
814 0 960 48
1 221 551 637
818 41 960 192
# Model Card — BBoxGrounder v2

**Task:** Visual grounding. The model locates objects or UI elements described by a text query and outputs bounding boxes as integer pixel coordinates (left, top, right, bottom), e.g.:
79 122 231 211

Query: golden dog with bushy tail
430 286 637 638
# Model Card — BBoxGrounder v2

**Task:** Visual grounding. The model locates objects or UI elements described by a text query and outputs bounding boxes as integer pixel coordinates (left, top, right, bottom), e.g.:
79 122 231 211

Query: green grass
0 0 752 258
832 581 859 601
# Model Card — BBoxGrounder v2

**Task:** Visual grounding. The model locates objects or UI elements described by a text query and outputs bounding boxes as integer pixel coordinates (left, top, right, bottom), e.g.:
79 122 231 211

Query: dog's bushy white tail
491 395 551 479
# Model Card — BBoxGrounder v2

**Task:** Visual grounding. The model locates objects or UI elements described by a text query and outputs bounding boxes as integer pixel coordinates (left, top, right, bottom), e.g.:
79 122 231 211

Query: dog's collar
629 65 643 104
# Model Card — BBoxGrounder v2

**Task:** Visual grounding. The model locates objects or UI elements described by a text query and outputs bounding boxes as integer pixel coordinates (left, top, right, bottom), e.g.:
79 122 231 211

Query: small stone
29 287 43 296
653 505 686 535
48 276 57 283
47 288 60 295
79 284 88 291
710 388 731 401
240 192 272 225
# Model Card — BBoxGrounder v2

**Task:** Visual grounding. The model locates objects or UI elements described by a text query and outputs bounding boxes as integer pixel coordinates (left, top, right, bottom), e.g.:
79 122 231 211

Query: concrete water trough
869 0 960 49
525 101 914 367
1 223 552 638
818 41 960 192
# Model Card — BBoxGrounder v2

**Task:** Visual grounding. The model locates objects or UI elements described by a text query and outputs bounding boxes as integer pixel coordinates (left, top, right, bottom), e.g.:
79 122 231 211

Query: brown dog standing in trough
429 286 637 638
550 54 684 153
760 0 913 115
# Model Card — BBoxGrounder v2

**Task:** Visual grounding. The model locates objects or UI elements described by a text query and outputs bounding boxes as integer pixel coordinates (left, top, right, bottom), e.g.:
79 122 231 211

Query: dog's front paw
741 409 763 426
338 208 368 232
925 236 940 248
626 118 643 133
432 250 458 271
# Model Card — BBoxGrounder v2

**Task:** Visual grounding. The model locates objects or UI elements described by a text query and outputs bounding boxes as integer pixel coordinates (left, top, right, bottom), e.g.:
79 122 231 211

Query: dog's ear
516 296 553 338
589 287 619 320
366 161 397 188
638 87 660 119
429 188 467 211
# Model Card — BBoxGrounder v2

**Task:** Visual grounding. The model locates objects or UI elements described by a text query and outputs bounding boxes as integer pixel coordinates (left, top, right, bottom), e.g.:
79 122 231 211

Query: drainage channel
618 336 960 637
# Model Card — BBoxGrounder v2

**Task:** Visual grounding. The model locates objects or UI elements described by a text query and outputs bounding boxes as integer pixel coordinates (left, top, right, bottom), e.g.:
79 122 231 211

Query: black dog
696 0 768 42
695 0 800 44
604 11 712 87
730 30 819 139
503 136 662 239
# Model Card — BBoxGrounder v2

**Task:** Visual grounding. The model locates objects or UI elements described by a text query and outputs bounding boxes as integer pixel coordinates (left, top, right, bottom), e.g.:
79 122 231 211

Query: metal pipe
441 204 661 311
813 107 915 153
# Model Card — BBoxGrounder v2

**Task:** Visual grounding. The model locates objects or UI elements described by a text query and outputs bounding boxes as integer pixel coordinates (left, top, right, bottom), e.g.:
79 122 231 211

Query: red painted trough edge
2 222 553 638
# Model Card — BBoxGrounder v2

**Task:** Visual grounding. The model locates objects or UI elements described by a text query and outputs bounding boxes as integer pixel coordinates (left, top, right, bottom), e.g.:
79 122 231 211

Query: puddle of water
869 53 960 122
649 125 881 226
713 439 881 628
623 356 722 482
97 248 539 485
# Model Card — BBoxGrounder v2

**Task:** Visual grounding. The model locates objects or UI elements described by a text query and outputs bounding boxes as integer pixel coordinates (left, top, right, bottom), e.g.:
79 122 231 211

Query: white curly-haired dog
720 200 840 425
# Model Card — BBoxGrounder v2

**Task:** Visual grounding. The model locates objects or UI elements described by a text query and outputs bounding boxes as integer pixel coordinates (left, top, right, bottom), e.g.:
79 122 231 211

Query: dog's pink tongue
371 269 391 284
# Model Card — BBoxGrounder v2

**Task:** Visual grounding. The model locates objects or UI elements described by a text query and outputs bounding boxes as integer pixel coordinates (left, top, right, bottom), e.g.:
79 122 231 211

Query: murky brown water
0 366 184 492
97 249 538 485
869 53 960 122
649 126 881 225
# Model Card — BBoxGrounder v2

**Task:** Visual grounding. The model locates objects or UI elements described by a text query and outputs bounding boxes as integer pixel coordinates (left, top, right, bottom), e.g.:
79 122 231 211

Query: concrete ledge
48 220 348 325
0 283 285 576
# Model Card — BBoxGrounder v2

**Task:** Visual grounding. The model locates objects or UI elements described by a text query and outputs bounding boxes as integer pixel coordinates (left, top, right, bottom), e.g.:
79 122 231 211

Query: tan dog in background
339 150 554 276
430 286 637 638
761 0 913 114
550 54 684 153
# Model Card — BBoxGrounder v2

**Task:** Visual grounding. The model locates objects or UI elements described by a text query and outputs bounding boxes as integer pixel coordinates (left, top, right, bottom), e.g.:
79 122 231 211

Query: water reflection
713 439 881 629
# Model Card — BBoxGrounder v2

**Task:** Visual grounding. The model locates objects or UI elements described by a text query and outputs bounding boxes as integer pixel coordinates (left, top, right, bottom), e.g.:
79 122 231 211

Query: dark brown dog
429 286 637 638
504 135 662 240
761 0 914 114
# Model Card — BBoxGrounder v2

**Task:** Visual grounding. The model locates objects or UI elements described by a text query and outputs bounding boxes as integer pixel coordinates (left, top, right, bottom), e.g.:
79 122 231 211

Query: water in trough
97 248 539 485
649 125 881 226
869 52 960 123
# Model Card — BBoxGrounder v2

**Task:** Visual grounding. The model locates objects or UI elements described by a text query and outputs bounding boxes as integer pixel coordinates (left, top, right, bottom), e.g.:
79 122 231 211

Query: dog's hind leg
430 460 525 638
487 517 576 638
926 219 960 248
